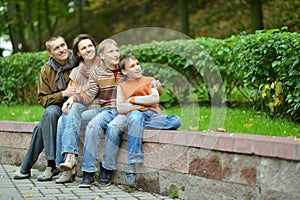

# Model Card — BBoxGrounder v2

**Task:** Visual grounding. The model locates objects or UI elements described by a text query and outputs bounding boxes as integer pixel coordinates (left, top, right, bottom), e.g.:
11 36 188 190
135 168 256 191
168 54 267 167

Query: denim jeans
127 110 181 164
55 103 100 167
104 114 128 170
81 108 118 172
20 105 62 174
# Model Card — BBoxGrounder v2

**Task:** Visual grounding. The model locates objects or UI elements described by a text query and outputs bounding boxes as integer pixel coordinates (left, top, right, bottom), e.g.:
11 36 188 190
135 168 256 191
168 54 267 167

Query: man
14 35 78 181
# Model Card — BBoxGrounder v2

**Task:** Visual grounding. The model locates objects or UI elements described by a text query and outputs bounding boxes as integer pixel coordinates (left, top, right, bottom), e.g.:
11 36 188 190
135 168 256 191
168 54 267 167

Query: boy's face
122 58 142 80
48 37 69 65
100 44 120 69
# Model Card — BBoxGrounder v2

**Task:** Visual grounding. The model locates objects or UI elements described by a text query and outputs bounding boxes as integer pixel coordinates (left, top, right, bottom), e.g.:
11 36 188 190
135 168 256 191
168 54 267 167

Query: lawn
0 104 299 138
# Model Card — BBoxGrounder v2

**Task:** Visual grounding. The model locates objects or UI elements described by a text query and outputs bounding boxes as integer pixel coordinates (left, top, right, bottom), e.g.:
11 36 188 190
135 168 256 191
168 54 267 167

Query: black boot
79 171 94 188
99 162 113 186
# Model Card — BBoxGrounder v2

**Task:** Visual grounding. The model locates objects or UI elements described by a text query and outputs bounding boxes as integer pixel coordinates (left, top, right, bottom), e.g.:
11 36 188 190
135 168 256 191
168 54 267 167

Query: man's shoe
37 167 60 181
98 163 112 186
78 172 94 188
125 173 137 185
14 169 31 180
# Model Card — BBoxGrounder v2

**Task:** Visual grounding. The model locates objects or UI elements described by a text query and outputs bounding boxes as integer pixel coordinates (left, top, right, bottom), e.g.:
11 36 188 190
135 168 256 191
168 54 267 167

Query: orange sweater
117 76 160 114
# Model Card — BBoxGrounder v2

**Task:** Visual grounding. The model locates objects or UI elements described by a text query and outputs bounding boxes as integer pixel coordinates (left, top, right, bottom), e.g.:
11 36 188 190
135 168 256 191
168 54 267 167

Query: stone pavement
0 164 173 200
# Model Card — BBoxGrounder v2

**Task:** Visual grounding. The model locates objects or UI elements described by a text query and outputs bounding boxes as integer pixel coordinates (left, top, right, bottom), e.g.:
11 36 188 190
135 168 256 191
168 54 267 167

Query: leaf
243 123 253 128
23 194 34 198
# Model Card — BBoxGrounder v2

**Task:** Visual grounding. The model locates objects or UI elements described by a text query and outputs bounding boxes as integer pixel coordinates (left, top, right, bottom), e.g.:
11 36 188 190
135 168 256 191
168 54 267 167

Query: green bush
0 51 48 105
120 29 300 122
120 40 225 107
0 30 299 122
232 29 300 121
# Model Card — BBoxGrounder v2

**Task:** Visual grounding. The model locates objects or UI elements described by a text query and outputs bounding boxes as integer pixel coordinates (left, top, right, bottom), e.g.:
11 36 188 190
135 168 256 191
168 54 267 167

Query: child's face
100 44 120 68
122 58 142 80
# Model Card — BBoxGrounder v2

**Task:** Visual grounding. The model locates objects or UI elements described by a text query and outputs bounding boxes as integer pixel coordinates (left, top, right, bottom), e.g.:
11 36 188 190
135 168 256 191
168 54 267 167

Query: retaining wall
0 121 299 200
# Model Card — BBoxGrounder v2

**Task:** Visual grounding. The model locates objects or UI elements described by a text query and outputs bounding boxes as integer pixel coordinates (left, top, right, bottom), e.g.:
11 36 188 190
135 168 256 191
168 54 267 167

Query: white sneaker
13 168 31 180
37 167 59 181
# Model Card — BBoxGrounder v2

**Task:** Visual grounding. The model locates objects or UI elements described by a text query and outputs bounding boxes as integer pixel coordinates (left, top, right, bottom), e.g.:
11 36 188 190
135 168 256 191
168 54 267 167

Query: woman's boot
60 153 77 171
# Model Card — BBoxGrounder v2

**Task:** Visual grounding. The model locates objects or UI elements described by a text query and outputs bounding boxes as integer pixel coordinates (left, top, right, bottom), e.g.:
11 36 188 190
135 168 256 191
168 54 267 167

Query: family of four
13 34 181 187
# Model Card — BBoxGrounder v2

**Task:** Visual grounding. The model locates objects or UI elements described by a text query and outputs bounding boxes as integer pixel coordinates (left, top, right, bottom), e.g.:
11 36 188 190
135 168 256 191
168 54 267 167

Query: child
67 38 123 188
116 55 181 185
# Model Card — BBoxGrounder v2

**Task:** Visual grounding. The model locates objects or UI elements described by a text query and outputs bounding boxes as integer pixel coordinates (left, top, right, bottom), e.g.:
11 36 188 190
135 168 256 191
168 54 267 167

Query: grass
0 104 299 138
163 105 300 138
0 105 44 122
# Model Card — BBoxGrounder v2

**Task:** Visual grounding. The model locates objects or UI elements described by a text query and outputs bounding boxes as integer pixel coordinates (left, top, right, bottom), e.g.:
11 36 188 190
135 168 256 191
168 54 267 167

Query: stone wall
0 121 299 200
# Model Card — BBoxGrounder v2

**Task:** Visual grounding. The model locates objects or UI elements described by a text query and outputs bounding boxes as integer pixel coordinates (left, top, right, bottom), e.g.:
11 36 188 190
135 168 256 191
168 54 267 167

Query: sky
0 36 12 56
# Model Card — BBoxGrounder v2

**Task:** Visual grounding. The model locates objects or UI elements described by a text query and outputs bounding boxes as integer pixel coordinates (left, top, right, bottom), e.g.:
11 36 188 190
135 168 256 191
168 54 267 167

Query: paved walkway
0 164 173 200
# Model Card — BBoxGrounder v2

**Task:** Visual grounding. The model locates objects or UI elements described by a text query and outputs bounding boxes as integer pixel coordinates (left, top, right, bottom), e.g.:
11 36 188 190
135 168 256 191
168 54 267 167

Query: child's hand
62 97 74 114
151 79 161 89
151 79 162 95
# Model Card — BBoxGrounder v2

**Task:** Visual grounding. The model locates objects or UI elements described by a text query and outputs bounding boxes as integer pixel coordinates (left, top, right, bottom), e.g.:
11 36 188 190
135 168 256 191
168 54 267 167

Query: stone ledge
1 121 300 199
0 120 299 161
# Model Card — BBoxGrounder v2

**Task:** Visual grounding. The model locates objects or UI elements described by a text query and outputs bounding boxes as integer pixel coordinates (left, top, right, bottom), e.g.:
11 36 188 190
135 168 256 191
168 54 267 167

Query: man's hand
62 85 76 97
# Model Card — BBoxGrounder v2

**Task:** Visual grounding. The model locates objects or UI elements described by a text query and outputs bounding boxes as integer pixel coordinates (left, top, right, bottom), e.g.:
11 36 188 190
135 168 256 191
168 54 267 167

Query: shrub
0 51 48 105
232 28 300 121
0 30 299 122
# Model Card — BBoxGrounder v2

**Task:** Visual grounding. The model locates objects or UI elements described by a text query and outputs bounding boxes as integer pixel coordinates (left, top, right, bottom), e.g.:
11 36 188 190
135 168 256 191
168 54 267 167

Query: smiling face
122 57 142 80
100 43 120 70
77 39 96 63
48 37 69 66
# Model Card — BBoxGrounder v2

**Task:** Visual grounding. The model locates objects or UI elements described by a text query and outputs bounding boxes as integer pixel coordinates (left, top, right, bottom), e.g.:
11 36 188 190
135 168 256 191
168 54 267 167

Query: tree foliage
0 0 299 55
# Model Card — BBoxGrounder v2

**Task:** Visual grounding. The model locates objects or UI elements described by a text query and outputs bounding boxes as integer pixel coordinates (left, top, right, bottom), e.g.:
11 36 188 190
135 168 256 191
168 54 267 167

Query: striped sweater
73 64 123 108
68 62 100 109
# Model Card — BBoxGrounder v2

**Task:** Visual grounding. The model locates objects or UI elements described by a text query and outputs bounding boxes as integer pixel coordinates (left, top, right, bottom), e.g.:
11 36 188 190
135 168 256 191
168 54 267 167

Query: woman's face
122 58 142 80
77 39 96 62
100 44 120 69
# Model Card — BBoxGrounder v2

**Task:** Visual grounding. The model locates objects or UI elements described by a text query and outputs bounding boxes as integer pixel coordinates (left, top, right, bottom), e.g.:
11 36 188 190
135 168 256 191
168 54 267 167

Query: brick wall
0 121 299 199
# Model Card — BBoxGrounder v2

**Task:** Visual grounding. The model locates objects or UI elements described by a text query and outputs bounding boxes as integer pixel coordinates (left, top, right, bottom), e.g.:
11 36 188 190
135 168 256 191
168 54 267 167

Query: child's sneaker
125 173 136 185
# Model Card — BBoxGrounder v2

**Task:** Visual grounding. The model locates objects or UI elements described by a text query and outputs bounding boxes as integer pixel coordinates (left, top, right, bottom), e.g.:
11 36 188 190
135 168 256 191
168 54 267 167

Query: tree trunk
25 0 37 51
178 0 189 36
250 0 263 32
7 1 19 53
79 0 84 33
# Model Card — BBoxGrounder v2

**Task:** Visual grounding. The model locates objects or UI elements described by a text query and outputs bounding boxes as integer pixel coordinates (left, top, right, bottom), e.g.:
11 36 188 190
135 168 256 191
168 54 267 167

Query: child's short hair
119 55 137 71
97 38 118 55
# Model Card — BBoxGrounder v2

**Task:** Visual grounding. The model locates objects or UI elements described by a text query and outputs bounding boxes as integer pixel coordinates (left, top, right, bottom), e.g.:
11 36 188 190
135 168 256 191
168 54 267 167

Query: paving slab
0 164 174 200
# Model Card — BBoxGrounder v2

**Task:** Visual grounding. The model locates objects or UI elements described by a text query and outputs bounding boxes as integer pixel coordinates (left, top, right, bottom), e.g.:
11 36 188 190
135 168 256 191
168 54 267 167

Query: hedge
0 29 299 122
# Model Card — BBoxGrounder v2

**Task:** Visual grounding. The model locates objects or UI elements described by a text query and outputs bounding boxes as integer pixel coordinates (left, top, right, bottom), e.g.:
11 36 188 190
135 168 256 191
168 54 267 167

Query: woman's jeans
81 108 118 173
127 110 181 164
55 103 100 167
20 105 62 174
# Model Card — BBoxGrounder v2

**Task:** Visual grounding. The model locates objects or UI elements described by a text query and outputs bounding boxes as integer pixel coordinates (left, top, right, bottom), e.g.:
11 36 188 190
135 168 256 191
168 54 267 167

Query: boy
108 55 181 185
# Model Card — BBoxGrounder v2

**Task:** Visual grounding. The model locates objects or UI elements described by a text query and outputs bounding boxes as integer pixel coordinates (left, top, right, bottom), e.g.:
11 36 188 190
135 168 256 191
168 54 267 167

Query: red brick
143 130 159 143
186 131 201 147
201 133 218 150
159 131 172 144
296 143 300 161
273 142 294 160
234 138 253 154
218 136 234 152
253 140 273 157
172 131 186 146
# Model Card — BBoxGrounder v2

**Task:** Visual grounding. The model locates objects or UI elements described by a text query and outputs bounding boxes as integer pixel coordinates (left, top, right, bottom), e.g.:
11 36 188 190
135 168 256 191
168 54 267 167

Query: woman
55 34 100 183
